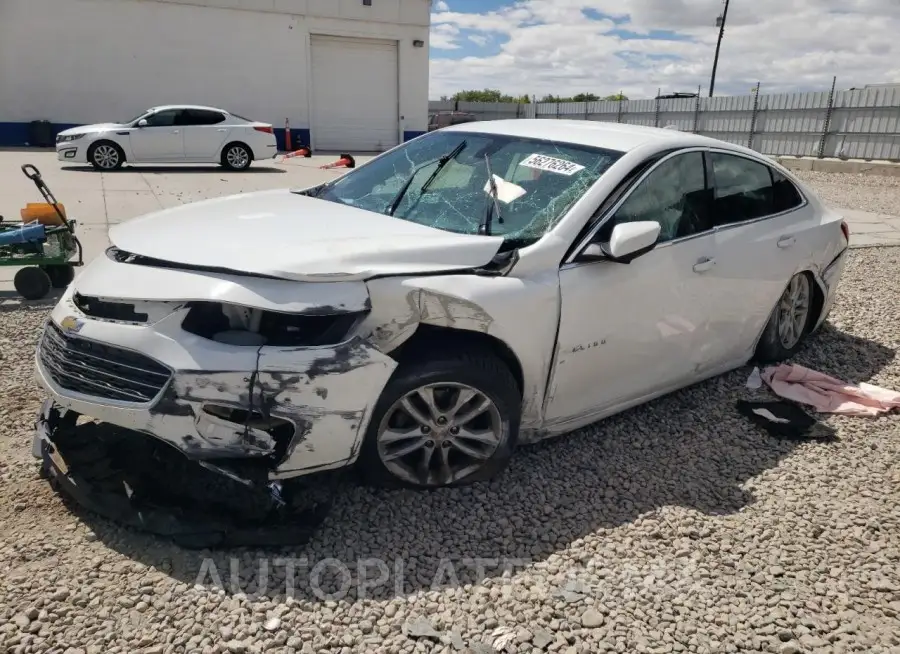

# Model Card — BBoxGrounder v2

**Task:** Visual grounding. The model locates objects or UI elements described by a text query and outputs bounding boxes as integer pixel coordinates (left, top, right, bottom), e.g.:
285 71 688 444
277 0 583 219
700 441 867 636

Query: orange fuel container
20 202 66 226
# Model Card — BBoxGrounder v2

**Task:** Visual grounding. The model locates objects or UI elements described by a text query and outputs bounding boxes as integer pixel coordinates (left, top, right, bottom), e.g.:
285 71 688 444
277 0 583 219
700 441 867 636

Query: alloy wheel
226 146 249 169
375 382 504 487
93 144 119 169
777 274 811 349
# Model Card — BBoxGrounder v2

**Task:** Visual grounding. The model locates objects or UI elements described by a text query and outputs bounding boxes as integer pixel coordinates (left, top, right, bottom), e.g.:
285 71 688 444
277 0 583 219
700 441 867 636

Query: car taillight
840 220 850 243
254 125 273 134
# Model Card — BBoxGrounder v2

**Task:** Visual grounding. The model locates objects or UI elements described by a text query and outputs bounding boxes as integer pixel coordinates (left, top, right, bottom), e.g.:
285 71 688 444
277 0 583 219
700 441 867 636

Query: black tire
358 349 521 489
754 272 815 363
42 264 75 289
14 266 52 300
88 141 125 171
221 142 253 171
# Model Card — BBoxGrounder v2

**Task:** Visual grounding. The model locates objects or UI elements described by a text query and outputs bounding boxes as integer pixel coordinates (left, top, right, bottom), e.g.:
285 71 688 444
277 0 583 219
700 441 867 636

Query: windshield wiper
386 140 467 216
478 153 504 236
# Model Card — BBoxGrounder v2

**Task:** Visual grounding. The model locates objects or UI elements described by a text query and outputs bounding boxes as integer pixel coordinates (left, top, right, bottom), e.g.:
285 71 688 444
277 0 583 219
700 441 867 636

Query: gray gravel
791 170 900 217
2 247 900 654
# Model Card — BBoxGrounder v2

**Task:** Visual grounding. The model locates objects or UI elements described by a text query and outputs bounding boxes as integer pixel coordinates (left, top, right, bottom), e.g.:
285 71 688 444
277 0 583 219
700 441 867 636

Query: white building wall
0 0 431 148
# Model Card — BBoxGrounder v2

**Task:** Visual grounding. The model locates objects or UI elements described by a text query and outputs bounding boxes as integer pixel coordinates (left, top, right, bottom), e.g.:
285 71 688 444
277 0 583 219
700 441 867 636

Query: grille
39 321 172 404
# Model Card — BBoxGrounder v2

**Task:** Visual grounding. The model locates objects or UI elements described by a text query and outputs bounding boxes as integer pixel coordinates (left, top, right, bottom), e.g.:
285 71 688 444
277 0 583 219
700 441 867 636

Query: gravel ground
791 170 900 217
1 246 900 654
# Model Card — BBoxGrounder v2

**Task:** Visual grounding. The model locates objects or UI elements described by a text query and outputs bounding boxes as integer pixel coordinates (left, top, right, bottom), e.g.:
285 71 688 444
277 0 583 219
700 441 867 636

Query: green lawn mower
0 164 83 300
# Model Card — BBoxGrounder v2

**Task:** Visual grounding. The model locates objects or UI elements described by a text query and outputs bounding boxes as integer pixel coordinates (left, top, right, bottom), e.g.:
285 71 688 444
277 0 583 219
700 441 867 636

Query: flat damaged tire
754 271 814 364
359 350 521 489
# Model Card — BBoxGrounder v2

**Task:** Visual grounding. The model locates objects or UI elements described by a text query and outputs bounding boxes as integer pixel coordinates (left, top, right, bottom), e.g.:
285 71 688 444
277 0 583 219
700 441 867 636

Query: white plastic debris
483 175 526 203
751 408 790 424
746 366 763 390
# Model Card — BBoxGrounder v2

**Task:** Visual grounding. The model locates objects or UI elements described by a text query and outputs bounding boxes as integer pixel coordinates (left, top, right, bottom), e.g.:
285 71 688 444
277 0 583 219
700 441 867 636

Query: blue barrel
0 222 47 246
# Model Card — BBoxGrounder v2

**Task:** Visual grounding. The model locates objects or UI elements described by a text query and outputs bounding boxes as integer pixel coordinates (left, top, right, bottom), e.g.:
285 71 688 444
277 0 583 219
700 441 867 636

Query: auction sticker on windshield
520 153 585 176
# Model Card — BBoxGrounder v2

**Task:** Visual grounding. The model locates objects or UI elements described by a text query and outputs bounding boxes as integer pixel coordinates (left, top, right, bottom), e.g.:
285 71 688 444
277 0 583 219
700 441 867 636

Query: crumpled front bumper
33 399 332 548
34 285 398 481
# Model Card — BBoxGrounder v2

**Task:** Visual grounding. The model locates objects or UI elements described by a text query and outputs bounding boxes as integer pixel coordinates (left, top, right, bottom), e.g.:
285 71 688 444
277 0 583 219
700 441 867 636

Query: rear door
707 150 816 362
129 109 185 161
180 109 231 161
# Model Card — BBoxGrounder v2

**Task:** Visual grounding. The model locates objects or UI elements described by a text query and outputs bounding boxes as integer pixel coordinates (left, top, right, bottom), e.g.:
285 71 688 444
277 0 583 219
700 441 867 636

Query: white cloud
430 23 461 50
468 34 490 47
433 0 449 12
428 0 900 99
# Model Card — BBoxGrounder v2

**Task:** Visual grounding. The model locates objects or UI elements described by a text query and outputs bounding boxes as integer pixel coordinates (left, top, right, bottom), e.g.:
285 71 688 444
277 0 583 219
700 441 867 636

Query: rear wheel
88 141 125 171
42 264 75 289
221 143 252 171
359 350 521 489
14 266 52 300
755 272 814 363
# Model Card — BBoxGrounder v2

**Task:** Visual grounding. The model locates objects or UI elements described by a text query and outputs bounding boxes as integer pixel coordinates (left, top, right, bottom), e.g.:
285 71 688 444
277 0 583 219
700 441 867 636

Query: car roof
148 104 230 114
442 118 757 156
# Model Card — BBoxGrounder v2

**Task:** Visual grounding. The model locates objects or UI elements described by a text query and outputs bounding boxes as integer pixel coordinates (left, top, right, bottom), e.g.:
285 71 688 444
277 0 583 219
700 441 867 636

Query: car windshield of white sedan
125 110 151 124
307 132 623 243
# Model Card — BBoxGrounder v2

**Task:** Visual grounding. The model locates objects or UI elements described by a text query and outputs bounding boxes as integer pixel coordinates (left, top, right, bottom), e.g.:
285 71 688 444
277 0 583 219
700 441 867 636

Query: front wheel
88 141 125 171
755 272 814 363
221 143 252 171
359 350 521 489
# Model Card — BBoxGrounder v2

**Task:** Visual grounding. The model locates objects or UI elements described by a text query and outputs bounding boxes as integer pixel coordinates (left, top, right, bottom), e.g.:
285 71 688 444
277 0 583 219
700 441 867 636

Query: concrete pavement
1 150 898 299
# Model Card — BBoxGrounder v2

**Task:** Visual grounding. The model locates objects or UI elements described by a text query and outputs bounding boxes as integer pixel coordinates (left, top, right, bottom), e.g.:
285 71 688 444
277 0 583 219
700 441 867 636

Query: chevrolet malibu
55 104 277 171
33 119 850 489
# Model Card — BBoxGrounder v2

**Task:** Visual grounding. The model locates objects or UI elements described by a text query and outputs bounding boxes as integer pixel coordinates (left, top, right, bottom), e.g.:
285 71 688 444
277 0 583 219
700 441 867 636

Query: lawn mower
0 164 83 300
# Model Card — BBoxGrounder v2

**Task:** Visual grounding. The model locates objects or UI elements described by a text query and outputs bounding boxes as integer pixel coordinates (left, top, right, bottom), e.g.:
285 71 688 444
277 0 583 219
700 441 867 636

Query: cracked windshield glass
309 131 624 245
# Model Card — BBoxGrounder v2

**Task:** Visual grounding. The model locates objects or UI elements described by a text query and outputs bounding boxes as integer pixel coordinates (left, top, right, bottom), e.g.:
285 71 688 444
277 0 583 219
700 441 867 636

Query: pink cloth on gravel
761 363 900 416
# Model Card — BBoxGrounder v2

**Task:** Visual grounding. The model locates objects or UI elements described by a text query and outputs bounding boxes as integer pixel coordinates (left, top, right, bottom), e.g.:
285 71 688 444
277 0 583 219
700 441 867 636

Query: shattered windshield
305 131 624 245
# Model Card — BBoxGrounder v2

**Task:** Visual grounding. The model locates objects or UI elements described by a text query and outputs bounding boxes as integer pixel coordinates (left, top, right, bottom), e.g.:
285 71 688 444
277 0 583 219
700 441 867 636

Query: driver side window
597 151 712 244
144 110 181 127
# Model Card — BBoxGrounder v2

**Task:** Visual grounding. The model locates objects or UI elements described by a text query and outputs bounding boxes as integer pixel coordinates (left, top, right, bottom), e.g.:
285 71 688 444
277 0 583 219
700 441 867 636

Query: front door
129 109 185 161
543 150 720 429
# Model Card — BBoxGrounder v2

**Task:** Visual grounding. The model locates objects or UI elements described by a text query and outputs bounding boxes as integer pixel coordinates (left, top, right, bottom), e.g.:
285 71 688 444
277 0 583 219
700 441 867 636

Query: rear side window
710 152 774 225
772 169 804 213
180 109 226 126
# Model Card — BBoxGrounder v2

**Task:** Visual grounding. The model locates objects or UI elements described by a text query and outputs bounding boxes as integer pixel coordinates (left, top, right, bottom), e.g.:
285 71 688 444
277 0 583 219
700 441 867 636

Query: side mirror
137 119 148 127
578 221 661 264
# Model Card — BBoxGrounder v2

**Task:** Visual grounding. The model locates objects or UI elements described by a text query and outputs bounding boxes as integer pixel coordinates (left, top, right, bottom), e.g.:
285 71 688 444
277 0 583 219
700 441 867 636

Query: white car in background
34 120 849 491
55 105 278 171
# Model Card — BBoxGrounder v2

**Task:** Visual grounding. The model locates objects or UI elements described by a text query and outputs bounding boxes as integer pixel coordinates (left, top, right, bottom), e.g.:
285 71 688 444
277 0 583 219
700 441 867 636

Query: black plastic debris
736 400 837 441
35 400 332 549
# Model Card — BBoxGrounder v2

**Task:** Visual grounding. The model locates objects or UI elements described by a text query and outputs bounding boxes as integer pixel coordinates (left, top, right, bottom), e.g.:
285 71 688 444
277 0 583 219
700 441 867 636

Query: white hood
108 189 505 282
60 123 125 135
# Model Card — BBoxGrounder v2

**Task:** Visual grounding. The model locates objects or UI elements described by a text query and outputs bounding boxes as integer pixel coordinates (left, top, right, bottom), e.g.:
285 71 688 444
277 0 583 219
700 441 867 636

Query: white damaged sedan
34 119 850 489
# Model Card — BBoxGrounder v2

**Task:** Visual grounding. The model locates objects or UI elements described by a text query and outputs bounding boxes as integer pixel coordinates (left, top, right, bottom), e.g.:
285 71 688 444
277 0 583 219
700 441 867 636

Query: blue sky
428 0 900 100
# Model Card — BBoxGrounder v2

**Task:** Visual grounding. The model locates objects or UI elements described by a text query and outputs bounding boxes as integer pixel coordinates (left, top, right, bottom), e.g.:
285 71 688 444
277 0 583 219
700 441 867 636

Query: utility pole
708 0 730 97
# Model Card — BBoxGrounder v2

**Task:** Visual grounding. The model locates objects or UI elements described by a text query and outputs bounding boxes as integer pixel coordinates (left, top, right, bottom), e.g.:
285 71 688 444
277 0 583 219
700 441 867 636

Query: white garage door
310 34 399 152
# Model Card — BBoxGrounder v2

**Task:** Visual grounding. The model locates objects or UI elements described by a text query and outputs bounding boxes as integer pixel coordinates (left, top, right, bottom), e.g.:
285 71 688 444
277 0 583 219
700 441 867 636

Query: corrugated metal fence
429 86 900 161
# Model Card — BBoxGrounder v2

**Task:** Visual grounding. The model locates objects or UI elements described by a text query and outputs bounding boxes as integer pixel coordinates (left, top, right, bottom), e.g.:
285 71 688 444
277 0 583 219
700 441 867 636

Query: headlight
57 133 84 143
181 301 368 347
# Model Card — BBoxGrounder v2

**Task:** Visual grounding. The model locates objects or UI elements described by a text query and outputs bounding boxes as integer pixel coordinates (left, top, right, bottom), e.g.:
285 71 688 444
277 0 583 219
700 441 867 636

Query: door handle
216 128 227 132
692 257 716 273
172 129 180 134
777 235 796 249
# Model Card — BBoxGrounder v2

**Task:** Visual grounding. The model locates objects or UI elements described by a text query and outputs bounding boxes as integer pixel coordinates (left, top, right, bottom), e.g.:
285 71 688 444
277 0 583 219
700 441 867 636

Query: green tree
604 93 629 101
452 89 530 103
